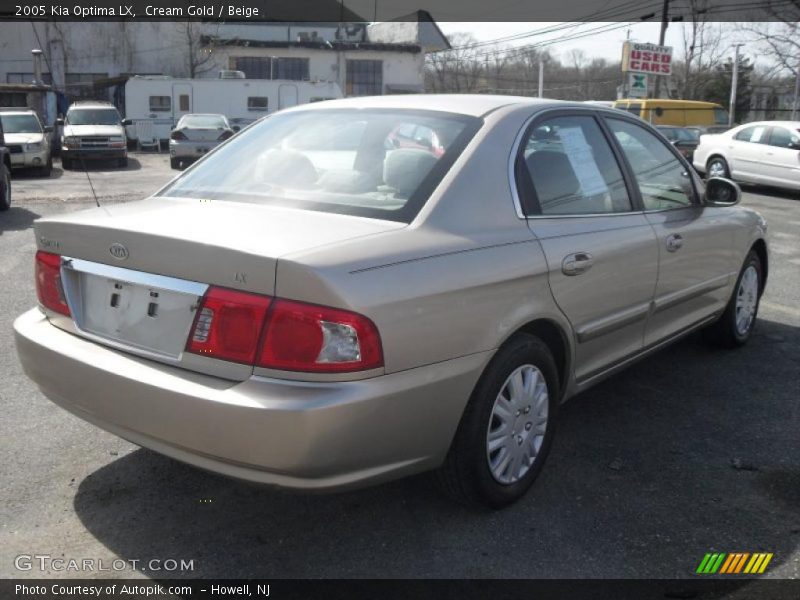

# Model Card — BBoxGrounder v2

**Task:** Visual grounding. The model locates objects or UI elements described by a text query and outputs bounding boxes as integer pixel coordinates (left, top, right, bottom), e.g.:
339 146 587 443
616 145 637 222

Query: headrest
383 149 439 197
525 150 581 206
256 149 318 188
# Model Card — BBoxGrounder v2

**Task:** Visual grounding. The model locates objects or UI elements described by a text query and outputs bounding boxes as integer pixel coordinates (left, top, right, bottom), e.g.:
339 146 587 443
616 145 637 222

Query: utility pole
728 43 744 127
538 58 544 98
792 60 800 121
653 0 669 98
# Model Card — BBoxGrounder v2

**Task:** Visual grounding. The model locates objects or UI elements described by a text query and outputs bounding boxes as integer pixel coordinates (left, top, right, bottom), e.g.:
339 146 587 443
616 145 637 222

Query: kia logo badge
109 243 129 260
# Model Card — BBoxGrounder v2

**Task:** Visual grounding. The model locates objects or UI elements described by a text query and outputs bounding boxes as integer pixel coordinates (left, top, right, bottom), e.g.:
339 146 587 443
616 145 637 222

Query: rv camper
123 76 342 142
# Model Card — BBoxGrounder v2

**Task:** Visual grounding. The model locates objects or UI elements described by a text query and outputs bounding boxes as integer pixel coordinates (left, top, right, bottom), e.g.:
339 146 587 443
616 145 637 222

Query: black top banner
0 0 796 21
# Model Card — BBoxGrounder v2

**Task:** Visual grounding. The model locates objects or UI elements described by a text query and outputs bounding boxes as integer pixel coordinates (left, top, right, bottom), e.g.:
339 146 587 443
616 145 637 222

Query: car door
762 125 800 187
516 111 659 381
728 124 770 183
604 117 738 346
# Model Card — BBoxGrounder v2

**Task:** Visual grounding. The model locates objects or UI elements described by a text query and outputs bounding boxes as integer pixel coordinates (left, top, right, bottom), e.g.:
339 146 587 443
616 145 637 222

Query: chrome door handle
562 252 593 276
666 233 683 252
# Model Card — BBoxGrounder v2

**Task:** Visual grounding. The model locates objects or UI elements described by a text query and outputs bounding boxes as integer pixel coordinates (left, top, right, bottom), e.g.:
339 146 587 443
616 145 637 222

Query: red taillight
186 287 383 373
218 130 234 141
170 130 187 141
35 251 70 316
186 287 271 364
257 299 383 373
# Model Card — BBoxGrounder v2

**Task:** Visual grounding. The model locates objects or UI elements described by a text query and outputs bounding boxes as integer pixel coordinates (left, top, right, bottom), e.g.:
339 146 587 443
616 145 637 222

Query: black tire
436 333 559 509
170 158 181 170
703 250 762 348
0 162 10 211
706 156 730 179
61 158 72 170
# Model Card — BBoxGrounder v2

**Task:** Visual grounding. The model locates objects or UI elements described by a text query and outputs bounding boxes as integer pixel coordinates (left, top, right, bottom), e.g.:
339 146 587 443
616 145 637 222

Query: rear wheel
0 163 10 211
703 250 762 347
707 156 730 179
436 333 559 509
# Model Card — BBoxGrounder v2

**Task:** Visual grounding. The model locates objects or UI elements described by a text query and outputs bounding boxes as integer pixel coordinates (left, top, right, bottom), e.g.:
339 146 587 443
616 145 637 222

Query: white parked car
693 121 800 191
0 109 53 176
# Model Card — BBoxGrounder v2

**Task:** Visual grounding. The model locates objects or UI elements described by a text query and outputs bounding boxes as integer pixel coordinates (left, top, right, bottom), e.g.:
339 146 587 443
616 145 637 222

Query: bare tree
177 22 219 78
675 1 726 99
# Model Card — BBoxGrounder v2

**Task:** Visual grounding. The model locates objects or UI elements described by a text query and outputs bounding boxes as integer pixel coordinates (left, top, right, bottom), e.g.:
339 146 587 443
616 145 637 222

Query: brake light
170 130 187 141
186 287 271 364
186 287 383 373
257 299 383 373
35 251 70 316
218 130 234 141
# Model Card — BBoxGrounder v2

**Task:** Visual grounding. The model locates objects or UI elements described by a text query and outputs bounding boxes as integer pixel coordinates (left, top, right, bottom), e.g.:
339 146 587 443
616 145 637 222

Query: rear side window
734 126 768 143
519 115 631 216
149 96 170 112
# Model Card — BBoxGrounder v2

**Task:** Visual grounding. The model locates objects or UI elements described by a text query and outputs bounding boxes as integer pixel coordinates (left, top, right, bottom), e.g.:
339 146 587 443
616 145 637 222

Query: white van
123 76 342 142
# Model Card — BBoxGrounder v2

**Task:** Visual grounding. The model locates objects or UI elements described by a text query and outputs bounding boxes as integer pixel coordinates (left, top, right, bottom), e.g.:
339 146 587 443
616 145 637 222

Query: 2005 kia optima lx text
15 96 768 508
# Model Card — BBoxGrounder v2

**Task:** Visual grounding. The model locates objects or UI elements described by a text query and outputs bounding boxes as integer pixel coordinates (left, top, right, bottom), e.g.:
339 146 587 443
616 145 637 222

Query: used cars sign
622 42 673 75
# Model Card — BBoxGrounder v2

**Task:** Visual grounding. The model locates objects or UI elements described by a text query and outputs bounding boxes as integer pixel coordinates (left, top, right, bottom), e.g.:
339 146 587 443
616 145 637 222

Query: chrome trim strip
652 272 732 313
575 302 651 343
61 257 208 296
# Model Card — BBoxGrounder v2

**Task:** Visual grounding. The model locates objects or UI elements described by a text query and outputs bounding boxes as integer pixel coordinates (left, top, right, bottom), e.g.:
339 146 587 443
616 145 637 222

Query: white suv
58 101 130 169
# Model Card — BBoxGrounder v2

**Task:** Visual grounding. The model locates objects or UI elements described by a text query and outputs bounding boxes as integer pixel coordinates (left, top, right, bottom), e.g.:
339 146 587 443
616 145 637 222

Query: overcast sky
437 22 753 65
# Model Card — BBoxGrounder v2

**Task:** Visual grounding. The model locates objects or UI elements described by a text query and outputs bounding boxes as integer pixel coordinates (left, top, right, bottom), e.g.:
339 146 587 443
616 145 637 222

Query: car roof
741 121 800 128
68 102 117 110
282 94 576 118
180 113 227 119
0 108 37 115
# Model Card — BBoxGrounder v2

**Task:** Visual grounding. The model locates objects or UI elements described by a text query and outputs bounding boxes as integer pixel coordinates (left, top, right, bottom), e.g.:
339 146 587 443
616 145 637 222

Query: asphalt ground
1 155 798 581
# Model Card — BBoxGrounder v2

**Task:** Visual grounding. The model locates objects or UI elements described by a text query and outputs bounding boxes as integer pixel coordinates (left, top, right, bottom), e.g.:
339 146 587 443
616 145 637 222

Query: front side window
767 126 800 148
519 115 631 216
65 108 122 126
607 118 695 211
0 114 42 133
161 109 480 223
149 96 171 112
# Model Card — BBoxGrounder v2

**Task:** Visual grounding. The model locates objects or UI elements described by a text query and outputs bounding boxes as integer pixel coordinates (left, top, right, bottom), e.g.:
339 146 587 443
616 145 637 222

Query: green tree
703 54 753 123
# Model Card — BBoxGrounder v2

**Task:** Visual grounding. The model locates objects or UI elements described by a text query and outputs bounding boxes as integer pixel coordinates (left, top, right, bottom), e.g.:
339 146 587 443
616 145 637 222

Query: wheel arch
751 238 768 295
508 318 571 397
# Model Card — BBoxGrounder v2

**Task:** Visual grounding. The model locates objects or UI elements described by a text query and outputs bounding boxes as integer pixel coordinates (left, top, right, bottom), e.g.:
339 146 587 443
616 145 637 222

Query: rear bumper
14 308 486 491
169 140 219 159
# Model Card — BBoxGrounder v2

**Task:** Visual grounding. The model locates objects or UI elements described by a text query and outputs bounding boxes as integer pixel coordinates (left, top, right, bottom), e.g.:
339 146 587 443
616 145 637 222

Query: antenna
78 152 101 208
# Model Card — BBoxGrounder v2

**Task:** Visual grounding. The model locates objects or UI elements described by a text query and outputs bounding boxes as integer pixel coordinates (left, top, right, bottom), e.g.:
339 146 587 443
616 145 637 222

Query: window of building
149 96 171 112
6 72 53 85
179 95 190 112
346 60 383 96
248 96 268 111
65 73 108 101
0 92 27 107
233 57 310 81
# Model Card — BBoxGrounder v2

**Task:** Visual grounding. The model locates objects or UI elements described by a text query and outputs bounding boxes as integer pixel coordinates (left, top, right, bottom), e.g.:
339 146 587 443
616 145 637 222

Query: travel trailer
123 76 342 142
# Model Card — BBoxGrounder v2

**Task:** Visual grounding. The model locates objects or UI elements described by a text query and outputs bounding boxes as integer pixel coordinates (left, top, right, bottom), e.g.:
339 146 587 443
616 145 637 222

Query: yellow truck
612 99 729 127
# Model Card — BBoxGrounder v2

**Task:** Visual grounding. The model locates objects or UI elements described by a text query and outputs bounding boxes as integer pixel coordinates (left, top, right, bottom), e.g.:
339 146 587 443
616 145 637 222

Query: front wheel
703 250 762 347
436 333 559 509
707 156 730 179
0 163 10 211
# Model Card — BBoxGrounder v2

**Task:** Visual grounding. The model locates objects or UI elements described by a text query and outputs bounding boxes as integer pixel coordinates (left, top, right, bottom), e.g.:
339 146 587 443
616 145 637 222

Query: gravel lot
1 155 798 580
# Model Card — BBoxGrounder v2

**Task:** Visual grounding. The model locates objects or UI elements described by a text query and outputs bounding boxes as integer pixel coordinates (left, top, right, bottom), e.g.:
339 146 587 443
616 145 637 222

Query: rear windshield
160 108 481 222
179 115 228 129
66 108 121 126
0 114 41 133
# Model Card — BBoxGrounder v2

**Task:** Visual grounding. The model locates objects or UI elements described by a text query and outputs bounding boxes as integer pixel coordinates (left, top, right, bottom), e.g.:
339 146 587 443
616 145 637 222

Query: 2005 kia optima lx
15 96 769 508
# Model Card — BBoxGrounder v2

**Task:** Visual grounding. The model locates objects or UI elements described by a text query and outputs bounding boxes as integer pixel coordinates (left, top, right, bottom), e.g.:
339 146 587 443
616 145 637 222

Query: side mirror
122 119 132 126
44 125 53 133
55 118 64 126
704 177 741 207
232 125 241 132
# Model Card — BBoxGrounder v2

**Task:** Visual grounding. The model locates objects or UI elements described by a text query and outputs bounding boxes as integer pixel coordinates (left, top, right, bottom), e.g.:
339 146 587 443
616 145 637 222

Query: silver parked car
694 120 800 191
15 96 769 508
169 113 235 170
0 109 53 176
